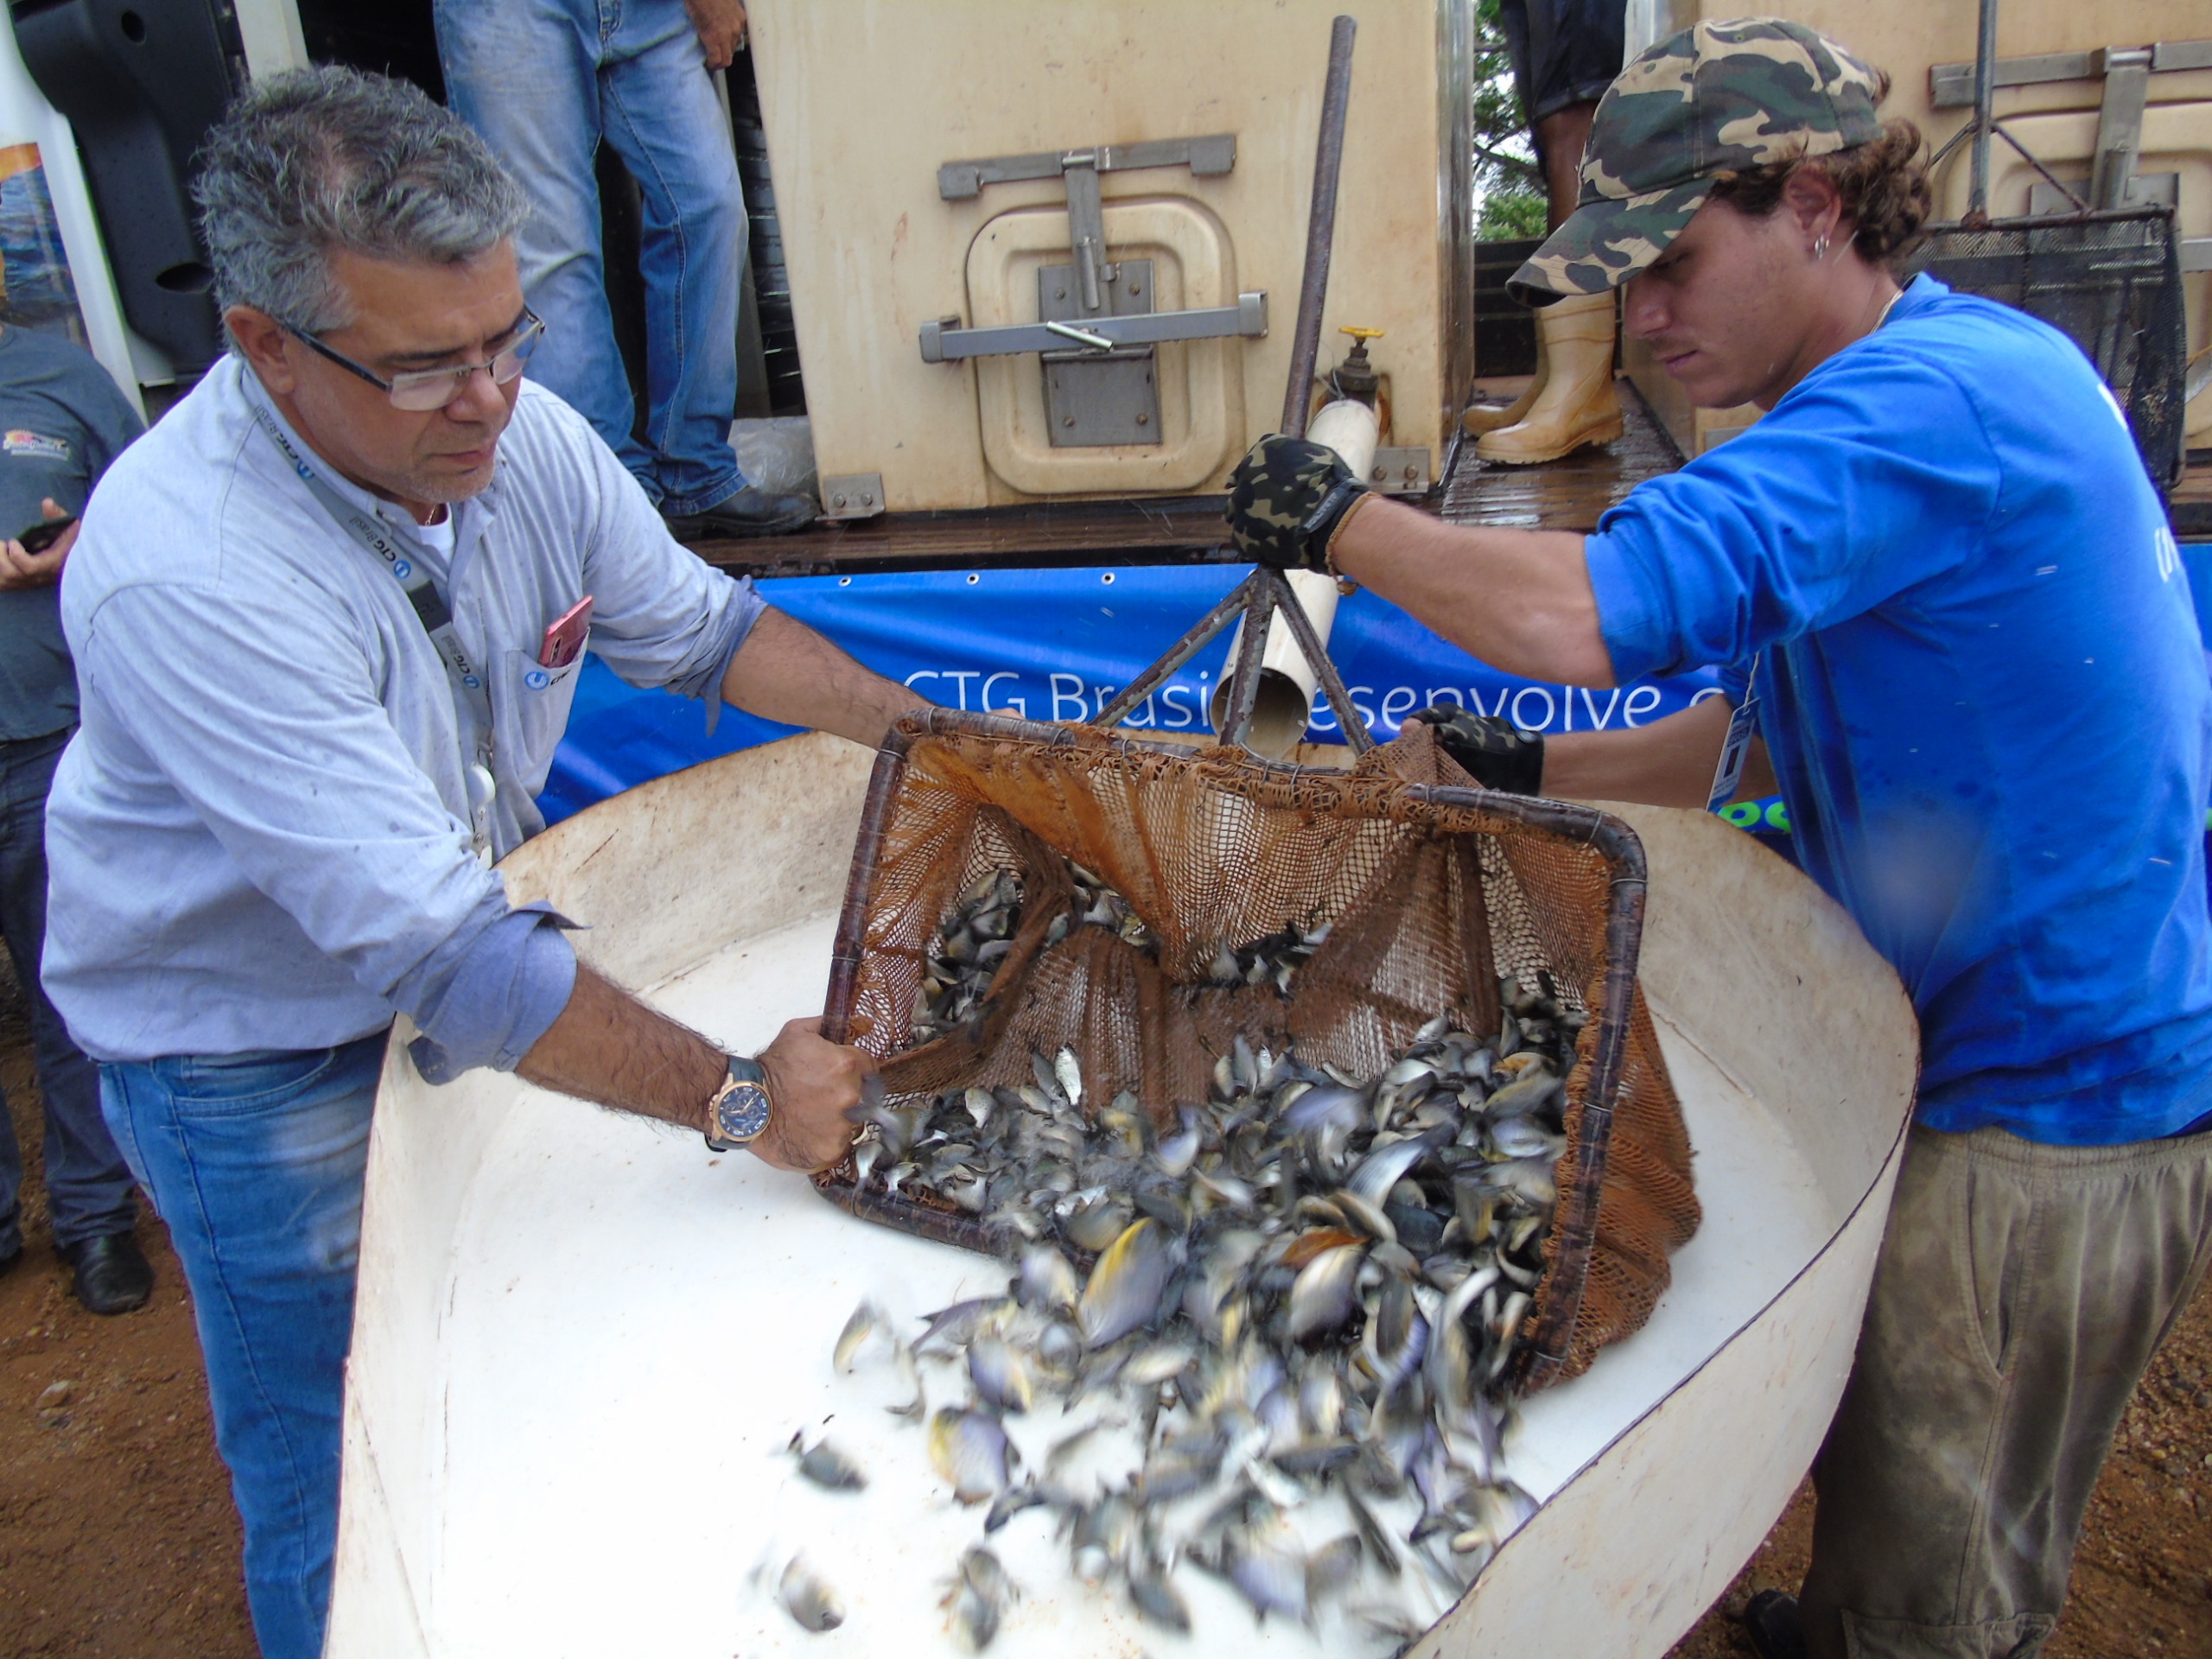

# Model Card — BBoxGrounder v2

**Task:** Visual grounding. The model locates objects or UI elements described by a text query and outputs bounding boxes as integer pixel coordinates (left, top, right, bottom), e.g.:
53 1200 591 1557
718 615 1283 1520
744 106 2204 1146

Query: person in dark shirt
0 318 149 1313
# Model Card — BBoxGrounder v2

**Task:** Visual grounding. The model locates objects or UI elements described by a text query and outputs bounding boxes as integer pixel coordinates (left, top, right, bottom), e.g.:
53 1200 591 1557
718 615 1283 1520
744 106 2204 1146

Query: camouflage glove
1224 434 1370 573
1410 702 1545 795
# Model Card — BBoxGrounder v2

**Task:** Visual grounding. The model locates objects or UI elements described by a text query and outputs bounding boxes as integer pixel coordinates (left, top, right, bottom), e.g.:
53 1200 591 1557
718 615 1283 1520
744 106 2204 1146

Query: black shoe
1742 1589 1808 1659
663 486 817 539
60 1231 153 1315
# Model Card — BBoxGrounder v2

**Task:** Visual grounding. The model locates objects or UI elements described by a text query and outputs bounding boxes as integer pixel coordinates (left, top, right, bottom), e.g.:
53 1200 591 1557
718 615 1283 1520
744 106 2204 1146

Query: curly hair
1706 112 1935 268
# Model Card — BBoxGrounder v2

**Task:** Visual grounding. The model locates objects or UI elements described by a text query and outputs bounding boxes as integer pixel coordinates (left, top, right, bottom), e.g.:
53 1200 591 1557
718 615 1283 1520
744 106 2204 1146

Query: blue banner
538 564 1726 825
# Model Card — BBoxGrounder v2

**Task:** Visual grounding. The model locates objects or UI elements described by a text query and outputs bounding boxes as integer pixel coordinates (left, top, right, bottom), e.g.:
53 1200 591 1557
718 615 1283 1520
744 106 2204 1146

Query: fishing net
1903 207 2188 494
815 710 1698 1392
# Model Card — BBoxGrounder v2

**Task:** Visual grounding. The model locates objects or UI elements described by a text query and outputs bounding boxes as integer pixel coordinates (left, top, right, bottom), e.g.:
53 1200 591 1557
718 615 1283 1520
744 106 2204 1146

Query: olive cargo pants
1799 1122 2212 1658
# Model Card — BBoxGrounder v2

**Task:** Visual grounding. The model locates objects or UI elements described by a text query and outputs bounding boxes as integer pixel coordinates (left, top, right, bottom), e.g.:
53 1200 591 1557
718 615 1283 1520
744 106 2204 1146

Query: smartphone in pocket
540 594 594 670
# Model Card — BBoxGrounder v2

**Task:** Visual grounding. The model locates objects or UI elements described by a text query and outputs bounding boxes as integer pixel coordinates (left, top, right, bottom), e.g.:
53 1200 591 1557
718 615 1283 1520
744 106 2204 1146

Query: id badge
1707 655 1761 813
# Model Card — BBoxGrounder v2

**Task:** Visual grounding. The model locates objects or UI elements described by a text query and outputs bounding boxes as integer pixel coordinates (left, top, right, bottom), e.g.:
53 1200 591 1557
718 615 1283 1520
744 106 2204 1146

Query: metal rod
1280 16 1357 436
1994 122 2088 211
1091 571 1263 728
1263 569 1376 753
1217 579 1279 744
1968 0 1999 218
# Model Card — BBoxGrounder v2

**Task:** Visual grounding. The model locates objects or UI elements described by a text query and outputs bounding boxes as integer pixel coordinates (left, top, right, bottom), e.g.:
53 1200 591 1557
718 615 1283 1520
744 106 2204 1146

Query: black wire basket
1902 207 2188 495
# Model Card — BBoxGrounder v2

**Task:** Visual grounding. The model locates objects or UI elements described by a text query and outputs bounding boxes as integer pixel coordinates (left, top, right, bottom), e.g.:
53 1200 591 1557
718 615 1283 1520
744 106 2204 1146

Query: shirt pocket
501 639 587 794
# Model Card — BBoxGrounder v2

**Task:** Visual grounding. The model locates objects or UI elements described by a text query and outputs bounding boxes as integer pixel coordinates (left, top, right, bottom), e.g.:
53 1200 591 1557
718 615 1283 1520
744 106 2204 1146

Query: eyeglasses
285 309 545 411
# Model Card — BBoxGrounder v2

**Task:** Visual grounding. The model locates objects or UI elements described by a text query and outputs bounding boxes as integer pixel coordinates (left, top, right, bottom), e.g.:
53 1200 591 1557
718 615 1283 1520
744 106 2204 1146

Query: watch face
715 1083 772 1145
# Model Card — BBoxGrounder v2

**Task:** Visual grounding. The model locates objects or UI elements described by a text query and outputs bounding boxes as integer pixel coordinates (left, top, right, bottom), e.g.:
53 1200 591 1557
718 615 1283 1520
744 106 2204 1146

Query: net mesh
817 712 1700 1390
1904 207 2188 493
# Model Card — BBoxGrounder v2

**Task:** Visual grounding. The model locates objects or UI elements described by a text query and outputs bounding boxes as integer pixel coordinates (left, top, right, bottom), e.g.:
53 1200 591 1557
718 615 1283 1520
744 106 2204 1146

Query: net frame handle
1093 16 1374 760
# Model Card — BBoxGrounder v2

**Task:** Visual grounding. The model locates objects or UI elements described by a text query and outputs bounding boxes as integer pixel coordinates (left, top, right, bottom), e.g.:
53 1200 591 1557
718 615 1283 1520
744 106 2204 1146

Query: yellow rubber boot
1461 335 1547 435
1475 291 1623 465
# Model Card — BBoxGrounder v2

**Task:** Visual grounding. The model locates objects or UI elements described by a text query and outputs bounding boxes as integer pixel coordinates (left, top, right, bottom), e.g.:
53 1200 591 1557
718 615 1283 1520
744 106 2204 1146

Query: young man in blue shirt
1228 21 2212 1659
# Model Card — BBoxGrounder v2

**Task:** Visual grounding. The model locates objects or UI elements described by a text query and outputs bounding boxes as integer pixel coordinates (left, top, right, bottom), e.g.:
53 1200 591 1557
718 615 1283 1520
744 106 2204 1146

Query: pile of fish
911 862 1160 1045
802 963 1584 1649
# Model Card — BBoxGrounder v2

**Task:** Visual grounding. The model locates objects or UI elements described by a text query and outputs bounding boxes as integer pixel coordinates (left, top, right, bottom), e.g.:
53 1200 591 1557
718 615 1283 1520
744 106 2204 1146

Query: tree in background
1473 0 1547 240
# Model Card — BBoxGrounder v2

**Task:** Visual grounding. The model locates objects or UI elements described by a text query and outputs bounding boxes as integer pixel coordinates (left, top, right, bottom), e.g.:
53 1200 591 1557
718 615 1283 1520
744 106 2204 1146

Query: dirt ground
1 992 2206 1659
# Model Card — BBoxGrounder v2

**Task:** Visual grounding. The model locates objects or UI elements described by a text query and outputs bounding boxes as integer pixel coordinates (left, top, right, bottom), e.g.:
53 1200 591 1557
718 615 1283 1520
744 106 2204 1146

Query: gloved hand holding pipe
1211 399 1381 756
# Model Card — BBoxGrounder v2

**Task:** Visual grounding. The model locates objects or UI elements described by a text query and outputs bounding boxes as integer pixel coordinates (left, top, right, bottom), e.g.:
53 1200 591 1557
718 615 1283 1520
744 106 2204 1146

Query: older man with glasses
41 68 912 1659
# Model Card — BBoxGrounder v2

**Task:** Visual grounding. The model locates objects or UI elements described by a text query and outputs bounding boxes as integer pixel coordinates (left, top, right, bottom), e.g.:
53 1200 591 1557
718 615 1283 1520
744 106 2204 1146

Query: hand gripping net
817 710 1699 1391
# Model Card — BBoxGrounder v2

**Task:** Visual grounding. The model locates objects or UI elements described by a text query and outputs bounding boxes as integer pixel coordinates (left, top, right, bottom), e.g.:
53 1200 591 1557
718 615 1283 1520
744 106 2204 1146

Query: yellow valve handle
1338 326 1385 342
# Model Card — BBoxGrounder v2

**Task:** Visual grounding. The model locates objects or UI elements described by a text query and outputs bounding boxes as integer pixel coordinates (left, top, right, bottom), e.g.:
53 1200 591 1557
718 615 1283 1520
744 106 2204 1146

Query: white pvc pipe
1214 397 1382 756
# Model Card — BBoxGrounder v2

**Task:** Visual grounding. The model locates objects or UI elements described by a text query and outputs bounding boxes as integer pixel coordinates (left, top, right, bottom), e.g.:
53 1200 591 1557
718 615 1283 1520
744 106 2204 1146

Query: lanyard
1707 650 1762 813
249 400 500 861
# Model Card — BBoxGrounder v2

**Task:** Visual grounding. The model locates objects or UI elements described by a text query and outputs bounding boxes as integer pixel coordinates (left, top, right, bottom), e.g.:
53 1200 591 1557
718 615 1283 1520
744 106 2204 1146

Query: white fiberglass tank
326 732 1915 1658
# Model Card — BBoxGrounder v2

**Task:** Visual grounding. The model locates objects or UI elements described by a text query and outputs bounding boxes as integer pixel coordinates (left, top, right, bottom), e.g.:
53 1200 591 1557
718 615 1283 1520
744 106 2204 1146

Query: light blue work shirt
44 357 763 1066
1586 276 2212 1146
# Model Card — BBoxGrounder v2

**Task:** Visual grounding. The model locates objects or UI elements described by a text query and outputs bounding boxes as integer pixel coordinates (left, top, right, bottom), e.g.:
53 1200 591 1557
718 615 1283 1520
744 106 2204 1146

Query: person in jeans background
0 315 147 1315
435 0 815 538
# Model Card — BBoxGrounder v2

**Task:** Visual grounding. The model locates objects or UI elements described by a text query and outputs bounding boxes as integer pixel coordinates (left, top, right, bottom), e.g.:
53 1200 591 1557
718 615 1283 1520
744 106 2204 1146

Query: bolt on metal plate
1369 446 1433 496
820 473 886 520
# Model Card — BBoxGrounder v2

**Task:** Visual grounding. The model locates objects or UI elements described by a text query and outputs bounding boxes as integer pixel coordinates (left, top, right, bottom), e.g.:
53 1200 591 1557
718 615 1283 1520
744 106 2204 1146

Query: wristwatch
704 1053 773 1152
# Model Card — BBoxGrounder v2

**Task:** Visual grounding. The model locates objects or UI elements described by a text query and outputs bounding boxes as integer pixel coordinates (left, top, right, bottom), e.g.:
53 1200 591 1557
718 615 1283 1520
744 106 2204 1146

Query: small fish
983 1484 1046 1532
1450 1481 1537 1554
969 1335 1037 1414
790 1430 866 1491
1305 1533 1363 1605
1344 1486 1403 1578
1154 1110 1203 1177
1330 1187 1400 1247
1015 1243 1080 1313
779 1557 844 1632
916 1297 1001 1353
1128 1566 1192 1631
930 1408 1014 1504
1484 1066 1561 1118
1344 1133 1442 1209
1122 1338 1196 1389
1078 1218 1172 1349
1139 1436 1225 1502
1044 1418 1104 1477
947 1546 1014 1651
1063 1194 1133 1255
835 1300 885 1372
1224 1526 1311 1624
1490 1116 1567 1160
1484 1156 1560 1208
1054 1046 1084 1109
1292 1247 1371 1353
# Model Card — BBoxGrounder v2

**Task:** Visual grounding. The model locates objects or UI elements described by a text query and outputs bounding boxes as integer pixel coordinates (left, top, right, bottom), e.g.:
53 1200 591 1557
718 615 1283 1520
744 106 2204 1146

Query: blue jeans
0 728 133 1255
100 1033 386 1659
437 0 750 513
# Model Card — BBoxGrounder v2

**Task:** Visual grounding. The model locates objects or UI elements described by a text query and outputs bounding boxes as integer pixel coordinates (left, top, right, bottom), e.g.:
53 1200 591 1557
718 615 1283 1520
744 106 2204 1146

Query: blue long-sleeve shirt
1586 276 2212 1145
44 358 763 1068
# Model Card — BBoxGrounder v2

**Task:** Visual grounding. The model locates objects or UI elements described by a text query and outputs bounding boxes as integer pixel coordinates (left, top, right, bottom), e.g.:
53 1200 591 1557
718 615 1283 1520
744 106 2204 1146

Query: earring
1813 232 1831 260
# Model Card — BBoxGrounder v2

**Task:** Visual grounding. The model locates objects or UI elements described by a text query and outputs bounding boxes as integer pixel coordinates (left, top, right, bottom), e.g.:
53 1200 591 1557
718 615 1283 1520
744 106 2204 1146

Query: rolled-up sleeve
1584 349 2002 684
76 581 574 1073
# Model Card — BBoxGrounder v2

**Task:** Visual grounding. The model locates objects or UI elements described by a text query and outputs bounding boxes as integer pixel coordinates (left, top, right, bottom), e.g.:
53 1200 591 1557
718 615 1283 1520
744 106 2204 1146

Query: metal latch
920 133 1268 447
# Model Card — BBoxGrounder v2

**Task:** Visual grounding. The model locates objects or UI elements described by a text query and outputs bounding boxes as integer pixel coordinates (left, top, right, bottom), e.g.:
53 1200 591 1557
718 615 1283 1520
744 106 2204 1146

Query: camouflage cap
1508 17 1885 307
